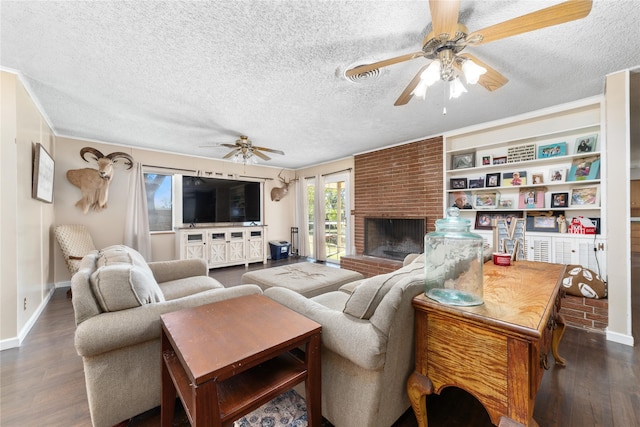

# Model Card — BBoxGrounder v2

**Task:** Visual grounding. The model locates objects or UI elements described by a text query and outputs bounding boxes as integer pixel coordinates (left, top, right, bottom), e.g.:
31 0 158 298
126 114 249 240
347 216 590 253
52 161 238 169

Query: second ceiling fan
219 135 284 163
345 0 593 106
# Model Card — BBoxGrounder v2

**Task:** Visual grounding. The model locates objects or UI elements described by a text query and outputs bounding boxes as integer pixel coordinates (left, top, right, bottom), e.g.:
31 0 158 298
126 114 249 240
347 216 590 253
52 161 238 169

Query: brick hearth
341 136 443 277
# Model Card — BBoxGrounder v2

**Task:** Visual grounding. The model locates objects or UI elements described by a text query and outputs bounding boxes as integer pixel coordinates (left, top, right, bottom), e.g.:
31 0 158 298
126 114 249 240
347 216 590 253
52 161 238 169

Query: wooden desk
160 294 322 427
407 261 566 427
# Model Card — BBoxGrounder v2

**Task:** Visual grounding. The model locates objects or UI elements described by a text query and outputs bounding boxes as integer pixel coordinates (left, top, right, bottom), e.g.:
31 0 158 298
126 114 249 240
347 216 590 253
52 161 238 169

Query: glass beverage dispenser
424 207 484 306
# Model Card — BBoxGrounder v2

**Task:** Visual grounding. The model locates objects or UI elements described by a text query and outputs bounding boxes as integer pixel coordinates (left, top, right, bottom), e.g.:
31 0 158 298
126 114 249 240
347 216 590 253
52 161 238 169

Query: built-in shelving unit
443 98 606 279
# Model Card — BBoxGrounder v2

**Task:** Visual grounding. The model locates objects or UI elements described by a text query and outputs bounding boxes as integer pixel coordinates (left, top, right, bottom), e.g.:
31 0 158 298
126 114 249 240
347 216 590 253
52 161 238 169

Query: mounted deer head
66 147 134 213
270 169 297 202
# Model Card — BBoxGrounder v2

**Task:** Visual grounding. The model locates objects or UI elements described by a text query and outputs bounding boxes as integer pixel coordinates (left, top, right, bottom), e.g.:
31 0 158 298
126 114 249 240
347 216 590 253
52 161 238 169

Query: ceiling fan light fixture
423 60 441 86
449 77 467 99
461 59 487 85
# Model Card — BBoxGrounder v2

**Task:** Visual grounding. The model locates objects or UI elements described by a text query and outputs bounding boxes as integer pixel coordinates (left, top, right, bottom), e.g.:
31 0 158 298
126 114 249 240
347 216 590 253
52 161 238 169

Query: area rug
233 389 308 427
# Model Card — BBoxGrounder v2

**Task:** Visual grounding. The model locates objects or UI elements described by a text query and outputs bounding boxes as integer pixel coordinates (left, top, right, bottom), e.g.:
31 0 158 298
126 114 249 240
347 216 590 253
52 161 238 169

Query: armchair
264 254 425 427
71 245 262 427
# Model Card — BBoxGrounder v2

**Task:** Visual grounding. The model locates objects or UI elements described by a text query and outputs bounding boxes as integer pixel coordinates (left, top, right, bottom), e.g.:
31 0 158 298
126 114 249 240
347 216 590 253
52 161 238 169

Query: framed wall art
537 142 567 158
492 156 507 165
474 211 523 231
450 177 468 190
567 157 600 181
574 134 598 153
550 192 569 208
485 173 501 188
449 191 473 209
475 192 499 209
570 186 600 207
32 143 55 203
468 177 485 189
518 188 545 209
502 171 527 186
451 152 475 170
549 168 566 183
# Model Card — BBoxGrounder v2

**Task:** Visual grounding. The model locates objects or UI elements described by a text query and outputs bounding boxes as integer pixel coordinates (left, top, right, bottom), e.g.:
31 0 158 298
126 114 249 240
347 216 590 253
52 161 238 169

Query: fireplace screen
364 218 425 261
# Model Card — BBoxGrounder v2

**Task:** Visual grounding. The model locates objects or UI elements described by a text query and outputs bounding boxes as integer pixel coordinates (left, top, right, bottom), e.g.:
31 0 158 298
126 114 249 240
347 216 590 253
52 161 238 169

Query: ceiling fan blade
456 53 508 91
252 150 271 161
221 143 239 149
253 146 285 156
223 149 241 159
466 0 593 46
394 63 430 106
428 0 461 42
345 51 425 78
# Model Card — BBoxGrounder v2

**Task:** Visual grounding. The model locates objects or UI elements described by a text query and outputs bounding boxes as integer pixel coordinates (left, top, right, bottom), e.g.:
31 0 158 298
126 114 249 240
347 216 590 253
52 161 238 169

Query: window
144 173 173 232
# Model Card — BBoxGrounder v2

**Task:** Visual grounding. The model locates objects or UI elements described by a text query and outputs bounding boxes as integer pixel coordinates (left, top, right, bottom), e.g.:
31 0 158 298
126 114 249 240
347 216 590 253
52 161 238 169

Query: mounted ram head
66 147 133 214
270 170 297 202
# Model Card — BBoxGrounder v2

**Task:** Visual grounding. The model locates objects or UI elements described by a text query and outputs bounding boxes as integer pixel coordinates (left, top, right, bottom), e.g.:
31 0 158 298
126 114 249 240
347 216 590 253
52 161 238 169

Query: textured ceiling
2 1 639 169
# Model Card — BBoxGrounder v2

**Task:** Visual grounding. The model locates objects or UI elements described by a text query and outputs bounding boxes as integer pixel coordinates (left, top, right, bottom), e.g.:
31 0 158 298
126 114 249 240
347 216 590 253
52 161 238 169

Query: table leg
305 333 322 427
406 371 433 427
161 331 176 427
552 313 567 366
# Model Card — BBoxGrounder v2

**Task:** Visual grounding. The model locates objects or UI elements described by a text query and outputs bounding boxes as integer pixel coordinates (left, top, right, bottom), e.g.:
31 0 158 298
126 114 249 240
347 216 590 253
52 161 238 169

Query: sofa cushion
343 263 424 319
159 276 223 300
90 245 164 312
561 265 607 298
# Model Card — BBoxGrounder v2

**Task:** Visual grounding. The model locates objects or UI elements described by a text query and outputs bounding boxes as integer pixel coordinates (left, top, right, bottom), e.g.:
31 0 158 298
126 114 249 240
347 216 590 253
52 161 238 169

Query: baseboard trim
605 329 635 346
0 286 55 351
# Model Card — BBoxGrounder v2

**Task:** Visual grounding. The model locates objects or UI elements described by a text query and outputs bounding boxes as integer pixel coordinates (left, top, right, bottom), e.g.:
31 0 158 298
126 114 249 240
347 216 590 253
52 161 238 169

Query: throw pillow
90 264 165 312
343 264 423 319
561 265 607 299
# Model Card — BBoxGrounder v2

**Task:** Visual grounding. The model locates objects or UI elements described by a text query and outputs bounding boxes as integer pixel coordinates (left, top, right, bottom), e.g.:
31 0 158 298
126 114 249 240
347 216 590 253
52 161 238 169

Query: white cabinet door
181 231 206 262
228 230 246 264
525 235 552 262
208 231 227 267
247 228 264 262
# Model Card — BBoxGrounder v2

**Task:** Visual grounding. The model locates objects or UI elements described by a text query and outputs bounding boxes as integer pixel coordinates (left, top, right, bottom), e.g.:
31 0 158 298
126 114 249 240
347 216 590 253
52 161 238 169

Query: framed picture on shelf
450 177 468 189
474 211 523 231
549 168 566 183
575 134 598 153
518 188 545 209
449 191 473 209
492 156 507 165
537 142 567 158
32 143 55 203
531 173 544 185
525 212 563 232
498 196 516 209
485 172 501 187
570 186 600 207
502 171 527 186
468 177 485 189
481 155 492 166
452 153 475 170
588 217 601 234
475 192 499 208
567 157 600 181
550 192 569 208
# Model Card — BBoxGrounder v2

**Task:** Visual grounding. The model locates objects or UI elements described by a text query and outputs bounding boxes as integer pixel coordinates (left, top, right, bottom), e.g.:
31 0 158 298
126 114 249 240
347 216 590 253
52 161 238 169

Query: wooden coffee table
160 294 322 427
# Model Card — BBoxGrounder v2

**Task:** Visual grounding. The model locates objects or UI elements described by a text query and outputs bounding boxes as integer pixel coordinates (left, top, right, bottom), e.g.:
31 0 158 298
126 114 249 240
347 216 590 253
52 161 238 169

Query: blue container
269 241 290 260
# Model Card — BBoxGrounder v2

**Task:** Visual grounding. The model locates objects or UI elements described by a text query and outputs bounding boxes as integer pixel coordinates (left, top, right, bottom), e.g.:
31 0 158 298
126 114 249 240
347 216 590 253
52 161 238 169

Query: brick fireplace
341 136 443 277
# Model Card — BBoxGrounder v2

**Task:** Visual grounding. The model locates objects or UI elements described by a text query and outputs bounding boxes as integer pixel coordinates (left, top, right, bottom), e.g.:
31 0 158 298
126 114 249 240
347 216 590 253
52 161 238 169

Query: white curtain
124 162 152 260
295 178 310 257
315 174 327 261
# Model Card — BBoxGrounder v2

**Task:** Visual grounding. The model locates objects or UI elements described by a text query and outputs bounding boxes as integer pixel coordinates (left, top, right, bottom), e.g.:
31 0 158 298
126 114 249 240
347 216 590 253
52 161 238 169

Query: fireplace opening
364 218 425 261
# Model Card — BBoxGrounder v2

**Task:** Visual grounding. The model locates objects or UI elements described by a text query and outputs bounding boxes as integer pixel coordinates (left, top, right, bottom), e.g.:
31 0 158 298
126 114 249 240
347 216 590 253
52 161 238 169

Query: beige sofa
71 245 262 427
264 254 425 427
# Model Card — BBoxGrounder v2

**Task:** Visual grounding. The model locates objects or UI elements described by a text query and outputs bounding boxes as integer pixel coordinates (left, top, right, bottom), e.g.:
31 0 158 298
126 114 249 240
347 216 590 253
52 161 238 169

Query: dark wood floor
1 256 639 427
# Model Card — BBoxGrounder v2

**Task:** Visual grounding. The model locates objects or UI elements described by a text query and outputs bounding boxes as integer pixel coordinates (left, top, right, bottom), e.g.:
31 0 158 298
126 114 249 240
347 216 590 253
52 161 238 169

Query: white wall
604 70 634 345
1 72 56 348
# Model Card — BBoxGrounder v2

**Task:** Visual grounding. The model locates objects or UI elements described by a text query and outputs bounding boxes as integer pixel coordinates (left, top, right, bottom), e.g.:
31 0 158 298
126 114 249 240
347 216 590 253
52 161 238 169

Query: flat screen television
181 176 262 225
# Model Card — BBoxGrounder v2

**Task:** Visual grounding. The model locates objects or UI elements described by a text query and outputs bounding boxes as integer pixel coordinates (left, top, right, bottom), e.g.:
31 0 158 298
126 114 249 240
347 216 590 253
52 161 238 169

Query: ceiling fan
345 0 593 106
212 135 285 164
